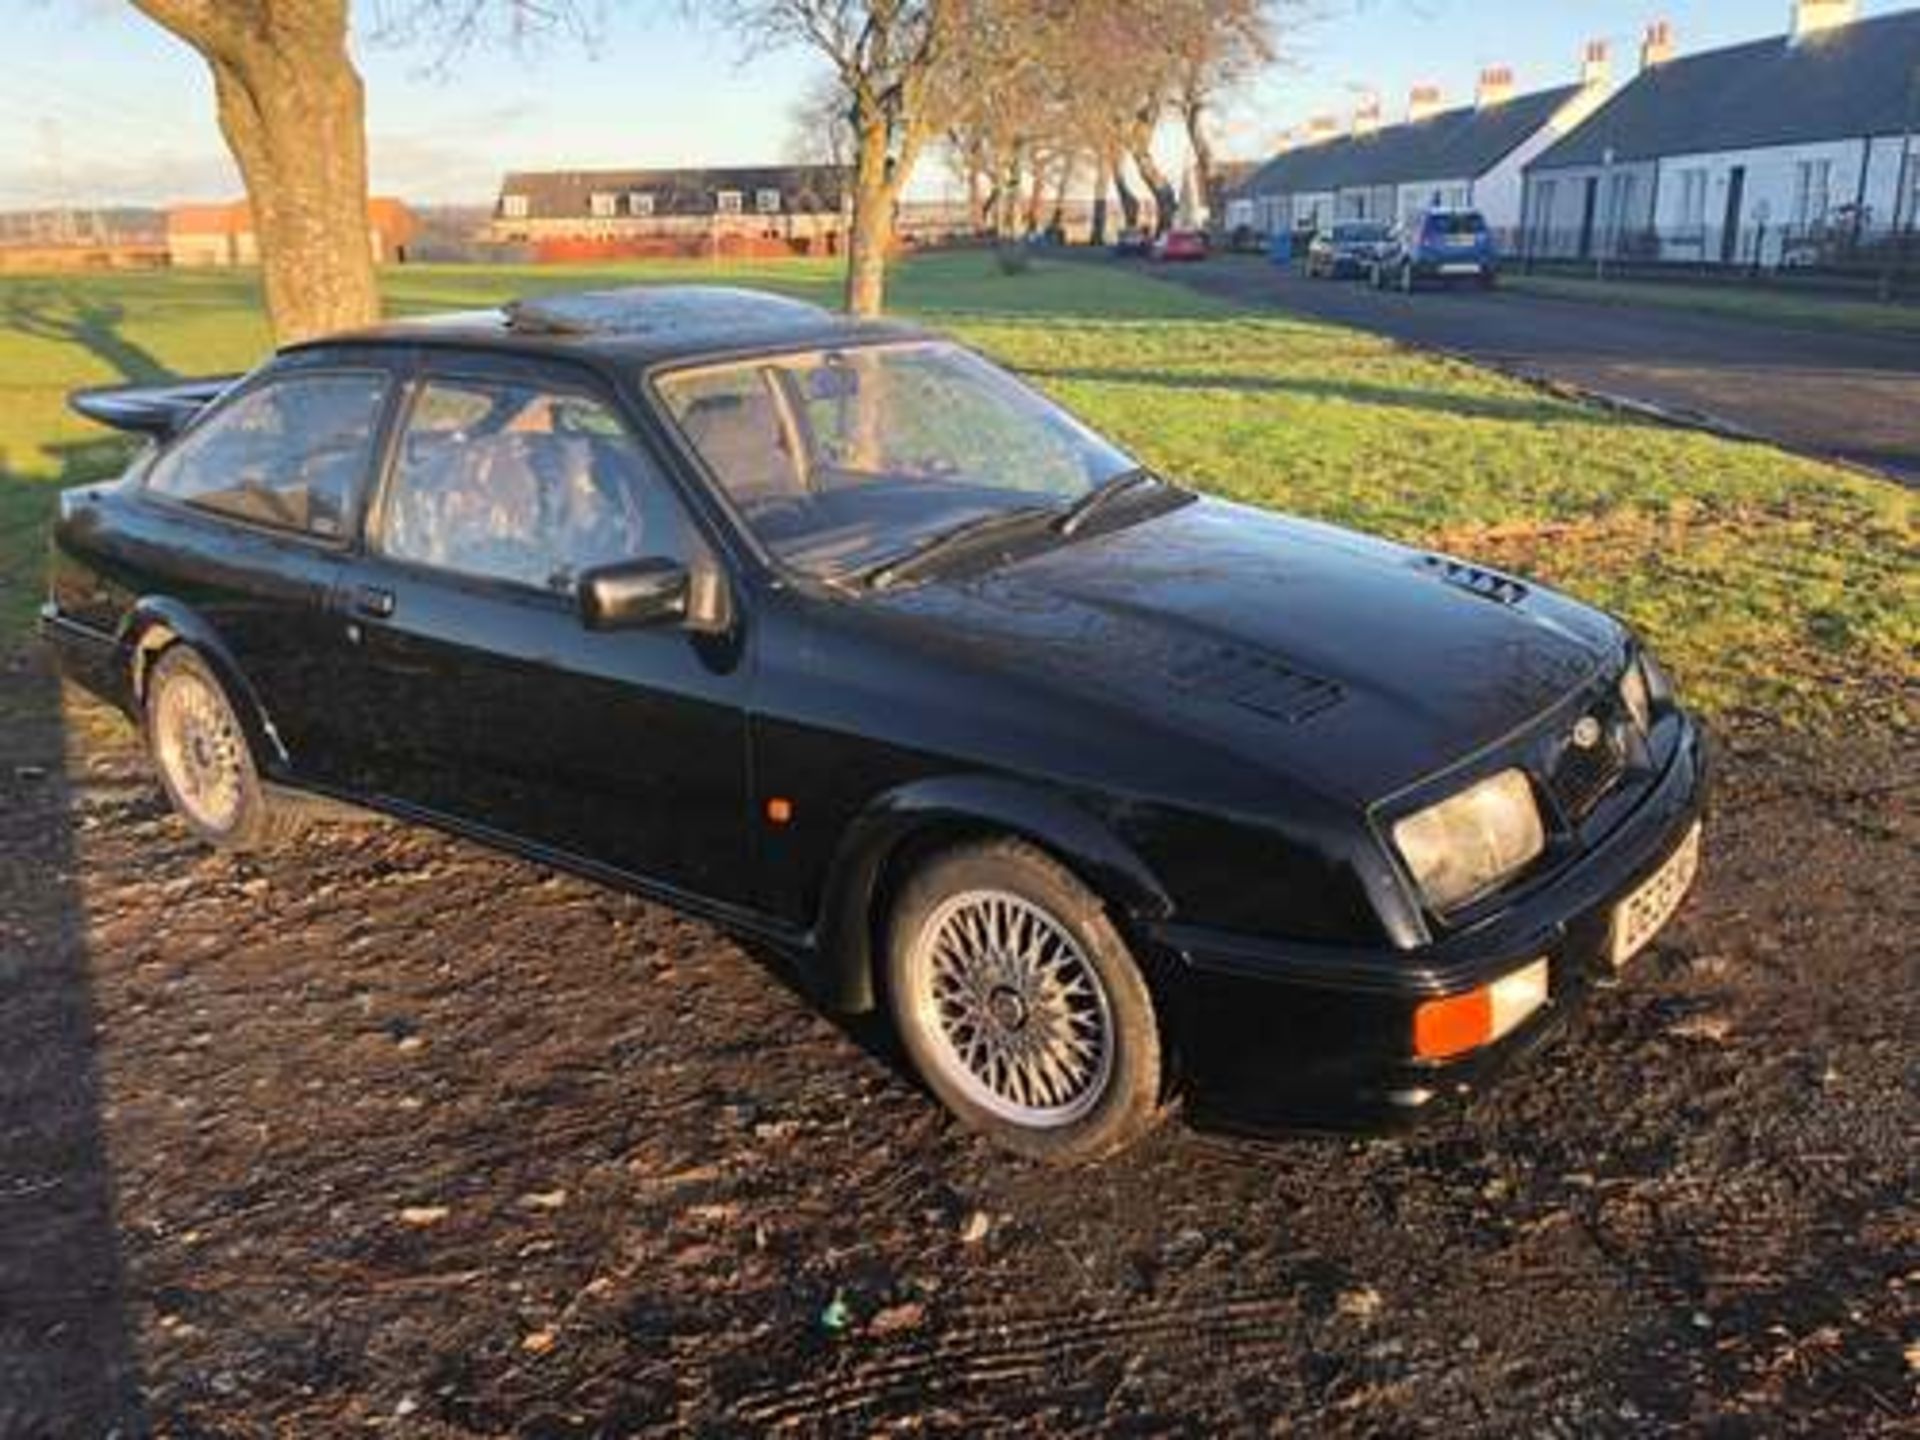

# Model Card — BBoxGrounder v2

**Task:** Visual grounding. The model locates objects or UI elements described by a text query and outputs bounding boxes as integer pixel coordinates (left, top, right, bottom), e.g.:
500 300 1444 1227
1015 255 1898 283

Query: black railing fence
1511 217 1920 295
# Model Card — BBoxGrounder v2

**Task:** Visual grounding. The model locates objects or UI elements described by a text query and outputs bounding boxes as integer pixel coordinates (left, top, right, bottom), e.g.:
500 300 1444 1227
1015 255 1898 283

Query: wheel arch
120 598 289 771
811 774 1173 1015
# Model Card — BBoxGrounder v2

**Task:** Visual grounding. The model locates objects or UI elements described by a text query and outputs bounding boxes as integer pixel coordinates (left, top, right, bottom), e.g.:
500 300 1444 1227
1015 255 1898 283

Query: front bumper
1150 714 1708 1133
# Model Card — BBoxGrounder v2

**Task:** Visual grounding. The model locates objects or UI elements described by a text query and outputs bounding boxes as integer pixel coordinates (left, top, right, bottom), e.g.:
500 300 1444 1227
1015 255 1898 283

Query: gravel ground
1 650 1914 1437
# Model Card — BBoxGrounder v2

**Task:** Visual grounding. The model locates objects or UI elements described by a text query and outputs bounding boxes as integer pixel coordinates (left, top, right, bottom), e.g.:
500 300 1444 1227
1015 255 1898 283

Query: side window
146 371 388 539
379 377 684 594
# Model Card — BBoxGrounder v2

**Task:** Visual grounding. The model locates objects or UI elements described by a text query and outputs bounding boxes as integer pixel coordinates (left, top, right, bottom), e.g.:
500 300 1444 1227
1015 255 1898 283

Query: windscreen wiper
1054 468 1165 538
865 506 1057 591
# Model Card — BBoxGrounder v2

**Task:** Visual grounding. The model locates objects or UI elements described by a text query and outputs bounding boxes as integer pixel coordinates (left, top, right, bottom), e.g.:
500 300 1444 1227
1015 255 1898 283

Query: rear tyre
143 646 298 851
886 839 1164 1165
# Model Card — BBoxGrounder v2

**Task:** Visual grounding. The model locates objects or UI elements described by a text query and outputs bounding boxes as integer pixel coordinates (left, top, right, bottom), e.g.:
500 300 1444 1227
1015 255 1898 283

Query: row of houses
488 165 852 259
1230 0 1920 269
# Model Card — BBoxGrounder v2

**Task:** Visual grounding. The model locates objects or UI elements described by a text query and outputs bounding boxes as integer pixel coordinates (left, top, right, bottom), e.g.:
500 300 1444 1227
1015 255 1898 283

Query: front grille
1545 706 1628 822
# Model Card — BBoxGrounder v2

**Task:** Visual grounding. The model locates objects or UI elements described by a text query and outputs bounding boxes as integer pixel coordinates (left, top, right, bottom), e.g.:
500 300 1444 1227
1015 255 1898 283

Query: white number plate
1609 822 1701 967
1440 262 1481 274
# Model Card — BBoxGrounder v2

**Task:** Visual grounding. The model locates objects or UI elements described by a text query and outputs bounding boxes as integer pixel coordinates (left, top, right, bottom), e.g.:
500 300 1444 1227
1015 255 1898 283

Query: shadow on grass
4 288 176 386
1015 363 1649 428
0 648 150 1432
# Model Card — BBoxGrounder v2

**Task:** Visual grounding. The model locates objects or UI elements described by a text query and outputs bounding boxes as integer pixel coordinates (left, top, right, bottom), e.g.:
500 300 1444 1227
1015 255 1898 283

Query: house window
589 192 618 218
1533 179 1557 243
1793 159 1832 229
715 190 744 215
1677 168 1708 229
627 191 654 217
756 188 782 215
501 194 529 219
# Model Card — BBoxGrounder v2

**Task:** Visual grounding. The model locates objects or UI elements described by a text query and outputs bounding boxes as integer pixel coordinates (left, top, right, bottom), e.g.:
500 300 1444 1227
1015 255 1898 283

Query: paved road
1168 259 1920 485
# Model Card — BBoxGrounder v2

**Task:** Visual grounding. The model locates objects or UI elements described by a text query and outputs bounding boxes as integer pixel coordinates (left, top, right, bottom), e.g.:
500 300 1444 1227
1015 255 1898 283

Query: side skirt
269 777 820 966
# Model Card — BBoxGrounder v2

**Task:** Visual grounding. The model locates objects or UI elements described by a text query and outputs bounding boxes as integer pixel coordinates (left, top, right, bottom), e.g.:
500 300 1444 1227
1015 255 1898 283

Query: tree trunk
846 114 894 317
1133 147 1179 237
1110 148 1141 230
1184 102 1216 229
1091 151 1113 247
132 1 378 345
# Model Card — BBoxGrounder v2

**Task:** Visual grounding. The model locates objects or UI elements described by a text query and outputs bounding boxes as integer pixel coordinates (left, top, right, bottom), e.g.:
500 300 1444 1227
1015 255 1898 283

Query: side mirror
579 557 689 631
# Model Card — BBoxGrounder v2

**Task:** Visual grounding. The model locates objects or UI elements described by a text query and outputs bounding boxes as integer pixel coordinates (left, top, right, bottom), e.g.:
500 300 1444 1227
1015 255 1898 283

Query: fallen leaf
1670 1014 1732 1042
399 1205 450 1228
520 1189 568 1211
868 1301 926 1336
960 1210 992 1245
522 1328 557 1356
1336 1286 1383 1321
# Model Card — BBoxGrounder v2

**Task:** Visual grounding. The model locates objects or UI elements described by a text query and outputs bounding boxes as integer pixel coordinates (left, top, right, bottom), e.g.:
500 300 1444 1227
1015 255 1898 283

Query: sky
2 0 1913 210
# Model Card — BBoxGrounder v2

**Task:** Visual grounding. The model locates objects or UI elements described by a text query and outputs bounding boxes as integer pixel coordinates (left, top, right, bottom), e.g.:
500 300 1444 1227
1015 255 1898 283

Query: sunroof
502 285 832 337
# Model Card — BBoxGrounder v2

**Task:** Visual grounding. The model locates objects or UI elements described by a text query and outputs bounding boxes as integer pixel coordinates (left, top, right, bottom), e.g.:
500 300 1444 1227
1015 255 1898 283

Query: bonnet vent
1165 646 1344 724
1416 554 1528 606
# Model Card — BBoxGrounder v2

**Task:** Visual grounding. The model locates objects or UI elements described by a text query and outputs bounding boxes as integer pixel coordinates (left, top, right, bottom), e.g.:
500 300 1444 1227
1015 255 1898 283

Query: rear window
145 371 389 539
1334 223 1389 242
1426 212 1488 236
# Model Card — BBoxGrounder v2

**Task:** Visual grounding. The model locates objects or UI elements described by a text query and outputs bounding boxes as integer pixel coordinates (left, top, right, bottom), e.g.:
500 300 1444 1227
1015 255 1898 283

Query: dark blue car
1373 209 1499 292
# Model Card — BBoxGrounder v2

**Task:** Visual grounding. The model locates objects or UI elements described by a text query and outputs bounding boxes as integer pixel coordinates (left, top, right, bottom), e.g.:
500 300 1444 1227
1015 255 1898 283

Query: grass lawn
0 252 1911 734
1504 271 1920 341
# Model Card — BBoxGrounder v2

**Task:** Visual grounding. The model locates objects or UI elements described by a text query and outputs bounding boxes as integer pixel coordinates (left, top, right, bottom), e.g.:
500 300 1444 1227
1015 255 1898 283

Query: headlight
1392 768 1545 912
1619 659 1652 734
1621 649 1672 733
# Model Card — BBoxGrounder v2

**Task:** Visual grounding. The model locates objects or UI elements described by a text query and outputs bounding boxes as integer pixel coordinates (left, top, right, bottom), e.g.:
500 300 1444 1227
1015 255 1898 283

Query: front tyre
886 839 1164 1164
144 647 297 851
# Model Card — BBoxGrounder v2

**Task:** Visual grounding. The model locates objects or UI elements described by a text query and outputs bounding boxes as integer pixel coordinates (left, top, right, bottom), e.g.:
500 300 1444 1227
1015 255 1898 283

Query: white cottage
1235 44 1615 243
1521 2 1920 266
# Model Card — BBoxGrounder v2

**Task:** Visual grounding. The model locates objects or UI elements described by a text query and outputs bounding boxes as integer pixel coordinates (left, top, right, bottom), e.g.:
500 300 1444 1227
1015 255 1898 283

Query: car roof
284 284 927 371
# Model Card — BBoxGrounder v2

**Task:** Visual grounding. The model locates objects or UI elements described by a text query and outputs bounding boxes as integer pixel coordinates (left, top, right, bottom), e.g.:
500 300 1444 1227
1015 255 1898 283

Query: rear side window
378 377 685 594
145 371 389 539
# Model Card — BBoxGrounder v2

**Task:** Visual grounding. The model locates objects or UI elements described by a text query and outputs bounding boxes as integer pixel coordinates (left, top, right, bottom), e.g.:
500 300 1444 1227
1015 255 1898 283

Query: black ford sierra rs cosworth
41 286 1705 1162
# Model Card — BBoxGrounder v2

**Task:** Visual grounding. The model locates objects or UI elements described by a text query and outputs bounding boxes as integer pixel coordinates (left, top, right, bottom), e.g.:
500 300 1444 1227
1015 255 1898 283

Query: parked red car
1151 229 1208 262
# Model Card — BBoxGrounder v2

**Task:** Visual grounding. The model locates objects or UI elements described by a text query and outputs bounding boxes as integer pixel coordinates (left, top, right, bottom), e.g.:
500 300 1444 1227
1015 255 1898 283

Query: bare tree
787 73 858 172
711 1 950 316
128 0 379 343
1166 0 1281 224
127 0 592 344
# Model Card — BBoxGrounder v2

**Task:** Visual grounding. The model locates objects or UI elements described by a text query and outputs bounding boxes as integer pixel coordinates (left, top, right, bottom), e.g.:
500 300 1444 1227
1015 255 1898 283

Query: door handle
353 584 395 619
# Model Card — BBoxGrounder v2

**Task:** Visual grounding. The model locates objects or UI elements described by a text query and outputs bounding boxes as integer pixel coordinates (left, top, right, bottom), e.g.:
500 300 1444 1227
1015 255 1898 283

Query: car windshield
655 341 1142 581
1334 223 1388 242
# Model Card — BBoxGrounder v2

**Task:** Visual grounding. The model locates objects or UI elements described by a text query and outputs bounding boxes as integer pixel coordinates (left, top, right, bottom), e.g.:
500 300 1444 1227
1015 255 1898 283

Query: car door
329 355 752 906
127 356 400 778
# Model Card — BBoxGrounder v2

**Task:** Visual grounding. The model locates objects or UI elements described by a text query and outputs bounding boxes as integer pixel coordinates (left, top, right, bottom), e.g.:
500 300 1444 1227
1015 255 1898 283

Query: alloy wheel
152 667 247 834
906 888 1115 1128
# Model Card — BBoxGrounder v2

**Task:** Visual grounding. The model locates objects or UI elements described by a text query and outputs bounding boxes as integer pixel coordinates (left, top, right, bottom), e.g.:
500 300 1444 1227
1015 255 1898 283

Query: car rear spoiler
69 375 241 440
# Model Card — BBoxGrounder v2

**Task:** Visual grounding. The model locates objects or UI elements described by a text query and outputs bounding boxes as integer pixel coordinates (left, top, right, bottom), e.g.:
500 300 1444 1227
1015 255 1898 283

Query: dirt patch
1 654 1913 1436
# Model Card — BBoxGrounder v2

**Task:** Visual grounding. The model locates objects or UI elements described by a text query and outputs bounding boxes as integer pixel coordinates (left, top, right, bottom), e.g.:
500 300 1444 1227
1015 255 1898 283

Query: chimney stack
1306 114 1340 145
1408 84 1444 123
1476 66 1515 108
1790 0 1857 43
1352 95 1383 137
1640 20 1675 71
1581 39 1611 88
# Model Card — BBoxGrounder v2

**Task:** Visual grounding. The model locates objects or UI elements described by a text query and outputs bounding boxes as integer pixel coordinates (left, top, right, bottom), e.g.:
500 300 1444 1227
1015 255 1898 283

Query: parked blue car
1372 209 1499 292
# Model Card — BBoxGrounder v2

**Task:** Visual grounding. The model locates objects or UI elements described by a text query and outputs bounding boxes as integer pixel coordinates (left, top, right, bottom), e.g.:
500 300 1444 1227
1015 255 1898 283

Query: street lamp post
1596 146 1616 282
